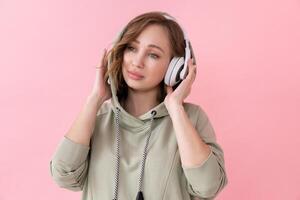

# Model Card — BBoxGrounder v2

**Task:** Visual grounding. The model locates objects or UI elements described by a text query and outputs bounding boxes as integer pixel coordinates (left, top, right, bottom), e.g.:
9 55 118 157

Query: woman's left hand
164 58 197 110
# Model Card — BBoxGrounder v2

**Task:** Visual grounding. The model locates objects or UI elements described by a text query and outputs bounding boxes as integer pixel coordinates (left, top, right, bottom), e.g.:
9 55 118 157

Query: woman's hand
89 48 112 106
164 58 197 111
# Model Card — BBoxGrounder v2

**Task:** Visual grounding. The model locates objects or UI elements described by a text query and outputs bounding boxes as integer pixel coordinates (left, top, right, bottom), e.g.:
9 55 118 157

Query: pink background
1 0 299 199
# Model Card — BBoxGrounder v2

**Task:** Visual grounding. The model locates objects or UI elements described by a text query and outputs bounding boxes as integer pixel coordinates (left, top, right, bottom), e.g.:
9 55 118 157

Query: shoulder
183 102 217 139
96 99 112 117
182 102 209 124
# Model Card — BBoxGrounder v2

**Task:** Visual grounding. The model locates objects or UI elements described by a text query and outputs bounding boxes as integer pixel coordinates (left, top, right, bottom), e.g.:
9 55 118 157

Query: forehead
134 24 171 54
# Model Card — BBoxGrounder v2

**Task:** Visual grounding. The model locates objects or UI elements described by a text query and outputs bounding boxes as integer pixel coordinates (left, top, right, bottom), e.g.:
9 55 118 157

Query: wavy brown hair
104 11 186 104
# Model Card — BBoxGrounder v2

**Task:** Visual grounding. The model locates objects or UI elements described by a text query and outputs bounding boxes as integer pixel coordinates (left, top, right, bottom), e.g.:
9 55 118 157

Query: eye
149 53 159 59
126 45 136 52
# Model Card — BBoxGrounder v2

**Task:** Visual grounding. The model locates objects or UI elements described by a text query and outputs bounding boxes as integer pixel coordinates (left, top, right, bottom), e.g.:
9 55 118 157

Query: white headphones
108 12 196 87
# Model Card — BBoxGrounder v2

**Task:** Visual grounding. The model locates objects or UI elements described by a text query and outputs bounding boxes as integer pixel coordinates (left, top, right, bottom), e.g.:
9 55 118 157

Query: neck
121 88 160 118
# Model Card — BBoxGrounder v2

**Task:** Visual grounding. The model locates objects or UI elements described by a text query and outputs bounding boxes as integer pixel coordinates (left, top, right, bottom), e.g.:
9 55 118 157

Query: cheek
160 61 170 76
151 62 169 81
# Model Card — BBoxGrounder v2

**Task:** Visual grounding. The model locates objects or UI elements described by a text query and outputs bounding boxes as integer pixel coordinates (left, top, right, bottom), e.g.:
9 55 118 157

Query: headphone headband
162 13 189 42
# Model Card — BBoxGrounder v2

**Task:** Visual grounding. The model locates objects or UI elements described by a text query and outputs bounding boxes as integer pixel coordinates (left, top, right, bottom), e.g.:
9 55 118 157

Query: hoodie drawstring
112 107 157 200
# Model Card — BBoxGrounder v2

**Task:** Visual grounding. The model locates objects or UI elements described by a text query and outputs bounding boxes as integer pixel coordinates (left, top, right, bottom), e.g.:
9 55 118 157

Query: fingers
94 49 107 88
96 48 108 69
102 48 108 68
166 85 173 94
187 58 197 82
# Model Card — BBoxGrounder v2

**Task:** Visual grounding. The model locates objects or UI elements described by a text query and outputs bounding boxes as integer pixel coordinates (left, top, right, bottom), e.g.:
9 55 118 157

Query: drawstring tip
136 191 144 200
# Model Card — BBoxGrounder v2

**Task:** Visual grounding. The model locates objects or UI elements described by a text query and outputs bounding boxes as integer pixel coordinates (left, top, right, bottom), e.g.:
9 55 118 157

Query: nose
132 52 145 68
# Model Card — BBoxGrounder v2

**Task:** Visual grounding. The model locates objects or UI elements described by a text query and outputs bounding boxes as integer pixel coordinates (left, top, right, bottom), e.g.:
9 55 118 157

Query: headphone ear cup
164 57 185 86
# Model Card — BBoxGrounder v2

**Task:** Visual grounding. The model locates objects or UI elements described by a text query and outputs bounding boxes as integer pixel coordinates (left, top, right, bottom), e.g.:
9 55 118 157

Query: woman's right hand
89 48 112 106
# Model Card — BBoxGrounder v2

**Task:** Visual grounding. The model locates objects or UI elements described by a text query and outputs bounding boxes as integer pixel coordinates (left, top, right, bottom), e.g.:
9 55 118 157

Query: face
122 24 172 93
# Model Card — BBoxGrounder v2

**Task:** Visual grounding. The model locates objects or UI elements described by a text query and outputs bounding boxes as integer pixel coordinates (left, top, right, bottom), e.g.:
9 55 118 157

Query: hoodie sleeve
49 136 90 191
182 105 228 199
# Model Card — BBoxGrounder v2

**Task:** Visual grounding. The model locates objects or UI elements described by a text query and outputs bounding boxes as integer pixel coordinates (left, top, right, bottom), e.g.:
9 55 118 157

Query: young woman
50 11 228 200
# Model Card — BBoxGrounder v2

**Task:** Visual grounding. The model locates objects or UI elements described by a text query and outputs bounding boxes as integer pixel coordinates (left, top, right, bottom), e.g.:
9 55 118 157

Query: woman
50 11 228 200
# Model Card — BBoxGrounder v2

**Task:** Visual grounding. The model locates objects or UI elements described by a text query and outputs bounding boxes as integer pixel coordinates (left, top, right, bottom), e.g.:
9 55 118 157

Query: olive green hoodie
49 72 228 199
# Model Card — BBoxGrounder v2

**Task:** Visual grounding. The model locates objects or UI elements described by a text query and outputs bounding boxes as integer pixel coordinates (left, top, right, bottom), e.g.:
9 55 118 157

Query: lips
128 70 144 78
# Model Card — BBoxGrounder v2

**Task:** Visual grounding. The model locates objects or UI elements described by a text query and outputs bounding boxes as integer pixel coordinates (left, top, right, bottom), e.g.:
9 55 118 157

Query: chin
125 80 145 91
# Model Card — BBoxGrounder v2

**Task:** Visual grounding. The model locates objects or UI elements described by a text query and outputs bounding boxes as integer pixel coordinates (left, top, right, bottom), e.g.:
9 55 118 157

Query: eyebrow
132 39 165 54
